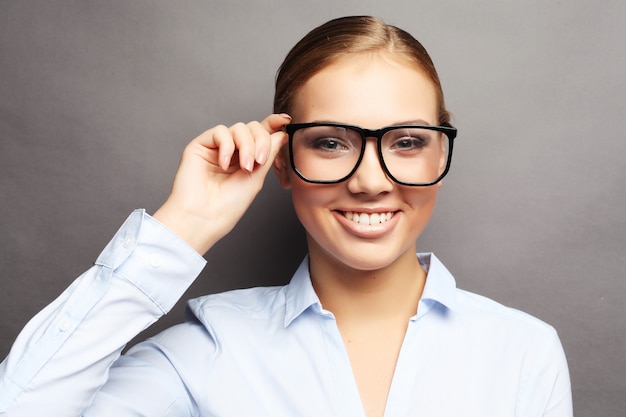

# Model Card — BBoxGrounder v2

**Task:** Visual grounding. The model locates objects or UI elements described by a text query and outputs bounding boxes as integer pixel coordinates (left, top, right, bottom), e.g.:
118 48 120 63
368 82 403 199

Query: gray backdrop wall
1 1 624 415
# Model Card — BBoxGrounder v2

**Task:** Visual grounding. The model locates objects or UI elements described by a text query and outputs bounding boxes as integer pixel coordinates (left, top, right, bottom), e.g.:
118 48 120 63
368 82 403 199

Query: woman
0 16 572 417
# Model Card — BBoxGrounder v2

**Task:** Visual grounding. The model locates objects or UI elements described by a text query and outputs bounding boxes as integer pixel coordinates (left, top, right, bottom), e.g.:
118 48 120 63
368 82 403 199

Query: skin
273 52 443 417
275 51 442 286
154 114 290 255
154 50 444 417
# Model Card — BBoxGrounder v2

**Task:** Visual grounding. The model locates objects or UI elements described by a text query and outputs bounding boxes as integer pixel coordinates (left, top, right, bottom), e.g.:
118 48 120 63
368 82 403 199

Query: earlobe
273 147 292 189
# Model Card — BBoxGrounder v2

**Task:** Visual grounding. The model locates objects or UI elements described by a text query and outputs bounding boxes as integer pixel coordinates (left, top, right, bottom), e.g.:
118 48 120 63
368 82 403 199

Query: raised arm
154 113 291 254
0 114 291 416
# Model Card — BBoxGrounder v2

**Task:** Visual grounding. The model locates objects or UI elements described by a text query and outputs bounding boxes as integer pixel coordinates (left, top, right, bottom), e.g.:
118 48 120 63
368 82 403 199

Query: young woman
0 16 572 417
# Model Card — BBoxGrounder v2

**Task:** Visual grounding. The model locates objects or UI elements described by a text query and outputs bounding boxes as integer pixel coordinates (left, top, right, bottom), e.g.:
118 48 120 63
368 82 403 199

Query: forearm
0 210 206 416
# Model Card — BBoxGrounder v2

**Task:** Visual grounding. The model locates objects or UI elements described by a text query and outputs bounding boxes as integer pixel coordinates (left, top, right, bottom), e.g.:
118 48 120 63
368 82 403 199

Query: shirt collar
284 256 324 327
283 253 459 327
416 253 459 314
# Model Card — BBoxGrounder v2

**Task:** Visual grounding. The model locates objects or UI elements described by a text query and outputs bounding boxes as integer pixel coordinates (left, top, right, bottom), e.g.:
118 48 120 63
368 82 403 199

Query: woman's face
274 51 442 272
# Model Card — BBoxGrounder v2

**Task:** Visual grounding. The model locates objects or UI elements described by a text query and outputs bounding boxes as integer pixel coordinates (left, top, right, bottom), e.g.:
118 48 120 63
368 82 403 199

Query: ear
273 145 292 189
438 136 448 174
435 155 445 189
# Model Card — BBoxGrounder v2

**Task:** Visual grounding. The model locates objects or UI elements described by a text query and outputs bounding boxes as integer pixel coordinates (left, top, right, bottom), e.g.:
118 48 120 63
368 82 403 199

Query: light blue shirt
0 210 572 416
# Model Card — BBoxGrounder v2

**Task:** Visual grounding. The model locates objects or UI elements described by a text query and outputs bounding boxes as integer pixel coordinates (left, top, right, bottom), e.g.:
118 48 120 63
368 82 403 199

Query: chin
311 237 415 273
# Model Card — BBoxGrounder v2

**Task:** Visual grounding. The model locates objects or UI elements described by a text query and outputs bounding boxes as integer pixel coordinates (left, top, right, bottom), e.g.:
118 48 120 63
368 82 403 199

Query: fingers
210 124 235 171
230 122 258 172
262 113 292 134
196 114 291 172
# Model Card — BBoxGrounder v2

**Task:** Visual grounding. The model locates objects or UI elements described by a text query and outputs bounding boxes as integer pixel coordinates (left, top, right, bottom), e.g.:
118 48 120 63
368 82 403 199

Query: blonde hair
274 16 450 125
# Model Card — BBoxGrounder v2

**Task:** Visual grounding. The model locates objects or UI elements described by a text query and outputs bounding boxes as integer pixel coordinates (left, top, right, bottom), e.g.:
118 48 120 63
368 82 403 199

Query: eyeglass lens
291 125 450 185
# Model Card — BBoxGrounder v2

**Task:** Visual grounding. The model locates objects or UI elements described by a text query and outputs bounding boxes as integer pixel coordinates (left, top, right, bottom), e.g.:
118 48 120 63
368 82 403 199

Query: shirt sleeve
0 209 207 417
518 328 573 417
84 321 216 417
541 333 573 417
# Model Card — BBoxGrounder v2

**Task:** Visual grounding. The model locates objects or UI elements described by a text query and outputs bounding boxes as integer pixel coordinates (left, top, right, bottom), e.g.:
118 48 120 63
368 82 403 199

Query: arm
0 114 291 416
0 210 206 416
517 329 573 417
539 334 573 417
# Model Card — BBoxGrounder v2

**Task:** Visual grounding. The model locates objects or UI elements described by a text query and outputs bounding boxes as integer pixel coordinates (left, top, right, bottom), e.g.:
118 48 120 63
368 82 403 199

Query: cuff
95 209 207 313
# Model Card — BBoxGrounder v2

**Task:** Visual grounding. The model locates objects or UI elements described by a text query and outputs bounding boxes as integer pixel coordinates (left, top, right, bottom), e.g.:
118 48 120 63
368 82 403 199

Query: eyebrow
310 119 434 127
393 119 433 126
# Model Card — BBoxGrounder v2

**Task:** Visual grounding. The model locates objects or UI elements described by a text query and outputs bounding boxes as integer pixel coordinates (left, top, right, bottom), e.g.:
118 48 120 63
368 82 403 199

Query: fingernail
221 156 231 170
256 150 268 165
244 156 254 172
279 113 292 120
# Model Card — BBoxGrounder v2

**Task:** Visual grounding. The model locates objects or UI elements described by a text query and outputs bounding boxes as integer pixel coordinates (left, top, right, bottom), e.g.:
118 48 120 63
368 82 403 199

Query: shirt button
59 320 72 332
149 254 162 268
122 236 134 248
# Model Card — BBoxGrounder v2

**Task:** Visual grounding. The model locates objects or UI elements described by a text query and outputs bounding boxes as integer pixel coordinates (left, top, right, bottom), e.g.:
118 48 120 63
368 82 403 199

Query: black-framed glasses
286 122 458 186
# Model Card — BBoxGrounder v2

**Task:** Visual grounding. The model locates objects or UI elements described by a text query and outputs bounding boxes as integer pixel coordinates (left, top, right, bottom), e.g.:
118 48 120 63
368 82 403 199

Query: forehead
291 52 439 128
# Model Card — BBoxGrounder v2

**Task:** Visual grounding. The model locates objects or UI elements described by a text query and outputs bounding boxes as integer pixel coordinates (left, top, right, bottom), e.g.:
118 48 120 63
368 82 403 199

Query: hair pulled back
274 16 450 125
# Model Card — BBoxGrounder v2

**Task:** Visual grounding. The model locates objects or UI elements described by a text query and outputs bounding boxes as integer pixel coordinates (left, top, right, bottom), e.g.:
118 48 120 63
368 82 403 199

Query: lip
333 209 400 239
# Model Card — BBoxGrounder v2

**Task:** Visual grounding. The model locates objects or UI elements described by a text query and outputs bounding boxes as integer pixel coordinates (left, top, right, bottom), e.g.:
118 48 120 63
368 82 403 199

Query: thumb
262 113 292 134
265 128 288 168
261 113 291 167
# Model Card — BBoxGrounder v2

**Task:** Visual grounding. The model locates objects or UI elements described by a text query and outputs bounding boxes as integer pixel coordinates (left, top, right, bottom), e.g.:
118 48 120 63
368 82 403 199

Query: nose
346 139 393 195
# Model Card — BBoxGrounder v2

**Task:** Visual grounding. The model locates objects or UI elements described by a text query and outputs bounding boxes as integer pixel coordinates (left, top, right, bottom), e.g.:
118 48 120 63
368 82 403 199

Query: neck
308 247 426 322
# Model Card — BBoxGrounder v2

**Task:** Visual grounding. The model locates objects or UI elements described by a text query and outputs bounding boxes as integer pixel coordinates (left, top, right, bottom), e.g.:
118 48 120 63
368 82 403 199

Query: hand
153 113 291 254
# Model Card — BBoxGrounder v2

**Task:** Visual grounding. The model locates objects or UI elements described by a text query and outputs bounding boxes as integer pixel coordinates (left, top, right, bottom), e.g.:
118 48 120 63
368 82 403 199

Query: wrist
152 203 219 255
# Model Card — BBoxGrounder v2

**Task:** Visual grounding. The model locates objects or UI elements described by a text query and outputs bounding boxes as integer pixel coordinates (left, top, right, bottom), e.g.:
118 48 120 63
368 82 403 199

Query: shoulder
185 286 288 329
121 285 290 375
460 288 553 325
458 288 554 326
450 290 572 413
442 287 564 363
424 254 558 341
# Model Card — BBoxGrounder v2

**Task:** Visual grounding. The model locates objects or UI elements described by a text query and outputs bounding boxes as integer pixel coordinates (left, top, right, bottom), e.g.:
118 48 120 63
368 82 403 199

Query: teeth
343 211 393 226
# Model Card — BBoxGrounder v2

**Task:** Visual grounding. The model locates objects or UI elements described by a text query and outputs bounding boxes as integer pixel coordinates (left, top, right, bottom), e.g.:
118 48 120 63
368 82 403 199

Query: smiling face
274 51 442 274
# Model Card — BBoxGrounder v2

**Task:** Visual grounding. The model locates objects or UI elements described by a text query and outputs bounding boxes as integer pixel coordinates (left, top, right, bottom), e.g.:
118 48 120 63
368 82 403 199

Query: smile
342 211 394 226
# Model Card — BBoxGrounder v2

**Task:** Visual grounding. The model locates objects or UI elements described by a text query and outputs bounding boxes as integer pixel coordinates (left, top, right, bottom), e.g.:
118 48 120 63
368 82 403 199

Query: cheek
403 186 440 224
290 181 334 219
288 180 348 243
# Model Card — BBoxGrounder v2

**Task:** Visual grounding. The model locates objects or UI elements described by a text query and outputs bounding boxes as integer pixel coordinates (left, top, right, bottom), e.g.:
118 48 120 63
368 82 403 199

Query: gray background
1 1 624 415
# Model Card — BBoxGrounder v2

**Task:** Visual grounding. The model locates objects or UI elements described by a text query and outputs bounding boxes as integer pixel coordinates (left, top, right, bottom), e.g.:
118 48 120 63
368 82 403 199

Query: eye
310 136 349 151
384 127 436 154
388 135 429 155
297 126 357 155
392 136 426 150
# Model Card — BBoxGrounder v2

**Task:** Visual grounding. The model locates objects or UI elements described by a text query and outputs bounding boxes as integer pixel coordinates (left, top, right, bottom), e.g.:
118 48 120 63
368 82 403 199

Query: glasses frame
285 122 458 186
